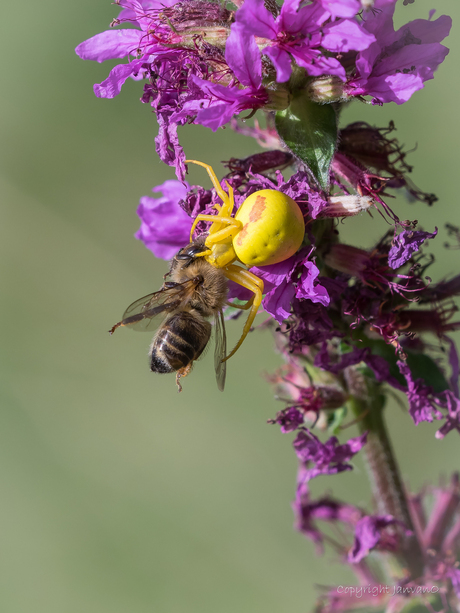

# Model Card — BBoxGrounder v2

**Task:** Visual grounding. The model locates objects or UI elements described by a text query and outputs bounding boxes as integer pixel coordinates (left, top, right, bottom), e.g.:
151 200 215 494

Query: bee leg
222 266 264 361
176 362 193 392
109 321 124 335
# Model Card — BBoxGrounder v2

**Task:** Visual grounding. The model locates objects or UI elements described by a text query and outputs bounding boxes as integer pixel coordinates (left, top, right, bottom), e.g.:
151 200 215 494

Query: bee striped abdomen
149 312 211 374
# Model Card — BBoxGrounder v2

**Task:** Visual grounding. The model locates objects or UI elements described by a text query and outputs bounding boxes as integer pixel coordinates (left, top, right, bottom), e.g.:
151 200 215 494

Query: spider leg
222 181 234 217
185 160 230 208
222 265 264 361
190 214 228 242
190 214 241 243
226 295 255 310
207 218 242 243
193 249 212 258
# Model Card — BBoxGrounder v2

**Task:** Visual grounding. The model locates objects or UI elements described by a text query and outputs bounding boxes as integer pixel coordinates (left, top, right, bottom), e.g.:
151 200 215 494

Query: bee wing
110 278 201 333
214 310 227 392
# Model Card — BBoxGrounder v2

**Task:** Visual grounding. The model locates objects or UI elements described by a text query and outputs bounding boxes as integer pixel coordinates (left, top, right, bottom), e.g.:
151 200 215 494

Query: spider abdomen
233 190 305 267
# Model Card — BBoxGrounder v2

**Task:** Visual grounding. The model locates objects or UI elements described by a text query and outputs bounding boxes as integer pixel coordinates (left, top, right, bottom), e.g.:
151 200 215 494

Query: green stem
345 367 424 579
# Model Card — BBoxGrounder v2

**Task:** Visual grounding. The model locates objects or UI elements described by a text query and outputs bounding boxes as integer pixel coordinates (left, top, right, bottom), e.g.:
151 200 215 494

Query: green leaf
406 351 449 393
275 95 337 191
363 339 449 393
326 407 347 435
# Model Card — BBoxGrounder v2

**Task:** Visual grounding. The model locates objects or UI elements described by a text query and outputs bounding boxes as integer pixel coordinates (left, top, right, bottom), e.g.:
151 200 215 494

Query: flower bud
324 244 370 276
302 385 348 411
318 195 374 218
160 1 233 31
397 308 460 335
174 26 230 49
304 76 345 104
265 88 291 111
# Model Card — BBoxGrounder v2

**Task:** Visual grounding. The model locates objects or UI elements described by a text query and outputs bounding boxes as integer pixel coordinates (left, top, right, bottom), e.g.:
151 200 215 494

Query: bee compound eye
188 244 207 257
175 251 191 261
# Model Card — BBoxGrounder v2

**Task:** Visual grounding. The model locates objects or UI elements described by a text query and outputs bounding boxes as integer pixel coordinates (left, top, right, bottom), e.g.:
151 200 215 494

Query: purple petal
280 1 328 35
263 46 293 83
154 113 187 180
435 391 460 439
195 102 239 131
447 338 460 398
252 254 297 292
272 407 305 433
93 60 145 98
395 14 452 45
290 47 346 80
317 0 360 19
75 30 143 62
373 43 449 80
322 19 376 53
293 429 367 480
357 72 424 104
349 515 402 563
225 24 262 89
234 0 277 39
296 261 330 306
190 75 253 104
397 360 443 425
448 568 460 599
119 0 181 30
262 280 296 323
135 180 192 260
388 227 437 269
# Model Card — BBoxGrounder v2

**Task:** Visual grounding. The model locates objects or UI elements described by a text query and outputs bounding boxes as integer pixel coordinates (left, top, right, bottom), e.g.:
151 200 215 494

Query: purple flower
252 249 330 324
397 360 443 426
435 390 460 439
293 484 361 551
447 337 460 398
135 180 192 260
315 344 368 375
171 25 268 131
75 0 175 98
346 2 452 104
316 0 361 19
293 429 367 481
270 407 305 433
335 121 439 208
76 5 273 175
348 515 407 563
233 0 375 83
314 343 404 389
388 227 437 269
281 171 328 219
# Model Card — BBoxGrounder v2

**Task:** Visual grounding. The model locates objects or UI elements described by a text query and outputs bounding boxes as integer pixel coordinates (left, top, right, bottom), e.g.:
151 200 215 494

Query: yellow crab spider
186 159 305 361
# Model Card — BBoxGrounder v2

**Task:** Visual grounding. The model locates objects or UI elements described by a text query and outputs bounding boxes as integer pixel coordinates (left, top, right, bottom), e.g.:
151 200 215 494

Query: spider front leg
189 215 242 245
222 265 264 362
226 295 255 310
185 159 234 217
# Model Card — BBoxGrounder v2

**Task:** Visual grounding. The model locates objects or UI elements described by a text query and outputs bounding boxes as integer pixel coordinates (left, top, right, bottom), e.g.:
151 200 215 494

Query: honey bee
110 159 305 392
109 241 228 392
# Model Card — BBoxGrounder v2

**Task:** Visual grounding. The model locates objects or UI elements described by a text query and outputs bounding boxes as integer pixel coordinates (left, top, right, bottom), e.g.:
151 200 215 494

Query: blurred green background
0 1 459 611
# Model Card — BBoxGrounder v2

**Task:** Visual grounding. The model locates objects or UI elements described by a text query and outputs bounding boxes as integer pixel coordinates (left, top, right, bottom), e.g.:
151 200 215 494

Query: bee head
175 242 207 265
